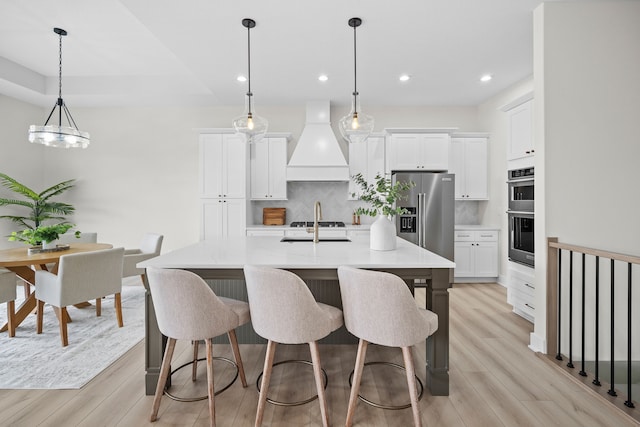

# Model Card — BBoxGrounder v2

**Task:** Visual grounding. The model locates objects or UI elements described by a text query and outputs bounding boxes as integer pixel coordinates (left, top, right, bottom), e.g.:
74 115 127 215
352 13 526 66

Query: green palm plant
0 173 76 235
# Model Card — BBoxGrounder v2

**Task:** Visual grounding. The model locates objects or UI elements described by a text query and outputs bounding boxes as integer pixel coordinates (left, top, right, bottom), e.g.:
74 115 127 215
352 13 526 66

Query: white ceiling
0 0 587 108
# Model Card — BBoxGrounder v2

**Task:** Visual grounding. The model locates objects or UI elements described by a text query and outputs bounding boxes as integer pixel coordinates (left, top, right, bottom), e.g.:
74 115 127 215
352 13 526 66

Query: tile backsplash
250 182 480 226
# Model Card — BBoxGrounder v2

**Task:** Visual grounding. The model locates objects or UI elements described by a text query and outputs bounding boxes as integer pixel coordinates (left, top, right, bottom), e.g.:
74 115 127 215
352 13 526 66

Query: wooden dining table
0 242 113 333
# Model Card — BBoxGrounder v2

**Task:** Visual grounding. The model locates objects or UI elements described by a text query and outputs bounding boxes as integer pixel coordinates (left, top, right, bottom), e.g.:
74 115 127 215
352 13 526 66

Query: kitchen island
139 235 455 396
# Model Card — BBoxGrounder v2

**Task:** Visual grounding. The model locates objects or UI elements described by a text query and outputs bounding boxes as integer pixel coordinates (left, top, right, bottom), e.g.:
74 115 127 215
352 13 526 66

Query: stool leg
96 297 101 317
192 340 200 381
205 338 216 427
255 339 277 427
150 337 176 422
402 346 422 427
346 339 368 427
309 341 329 427
228 329 247 387
36 300 44 334
7 300 15 337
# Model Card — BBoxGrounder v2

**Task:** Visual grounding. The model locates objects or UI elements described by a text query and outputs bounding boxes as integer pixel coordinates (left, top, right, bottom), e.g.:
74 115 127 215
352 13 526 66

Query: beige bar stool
243 265 343 427
146 267 249 427
337 266 439 427
0 270 17 337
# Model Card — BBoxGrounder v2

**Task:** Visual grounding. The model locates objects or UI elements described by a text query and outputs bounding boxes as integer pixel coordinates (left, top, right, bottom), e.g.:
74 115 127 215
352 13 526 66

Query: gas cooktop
290 221 346 228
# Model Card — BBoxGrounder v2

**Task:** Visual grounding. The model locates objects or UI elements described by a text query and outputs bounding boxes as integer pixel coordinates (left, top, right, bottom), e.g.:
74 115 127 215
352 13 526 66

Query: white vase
369 215 397 251
42 240 58 250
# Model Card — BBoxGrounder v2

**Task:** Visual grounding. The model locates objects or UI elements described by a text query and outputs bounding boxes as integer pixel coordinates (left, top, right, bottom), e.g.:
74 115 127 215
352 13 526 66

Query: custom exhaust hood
286 101 349 181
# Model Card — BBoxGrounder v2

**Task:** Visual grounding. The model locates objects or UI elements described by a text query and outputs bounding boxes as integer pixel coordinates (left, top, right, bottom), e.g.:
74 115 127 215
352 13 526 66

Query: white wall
0 100 479 252
533 1 640 353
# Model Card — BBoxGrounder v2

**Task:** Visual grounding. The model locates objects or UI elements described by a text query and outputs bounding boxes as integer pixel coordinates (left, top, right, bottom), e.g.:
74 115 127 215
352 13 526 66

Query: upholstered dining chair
337 266 439 427
122 233 163 285
243 265 343 427
146 267 249 427
35 247 125 347
0 269 17 337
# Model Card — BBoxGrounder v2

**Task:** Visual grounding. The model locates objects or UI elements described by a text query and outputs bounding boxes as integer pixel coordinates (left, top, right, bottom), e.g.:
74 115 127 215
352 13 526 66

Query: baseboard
528 331 546 353
453 277 497 283
497 273 508 287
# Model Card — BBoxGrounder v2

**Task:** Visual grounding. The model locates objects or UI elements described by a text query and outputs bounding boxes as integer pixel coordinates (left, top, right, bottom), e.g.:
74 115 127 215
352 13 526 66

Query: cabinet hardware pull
524 283 534 289
525 303 535 310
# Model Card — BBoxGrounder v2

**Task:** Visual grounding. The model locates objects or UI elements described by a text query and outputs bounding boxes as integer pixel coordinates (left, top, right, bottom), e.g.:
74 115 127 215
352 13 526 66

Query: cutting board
263 208 286 225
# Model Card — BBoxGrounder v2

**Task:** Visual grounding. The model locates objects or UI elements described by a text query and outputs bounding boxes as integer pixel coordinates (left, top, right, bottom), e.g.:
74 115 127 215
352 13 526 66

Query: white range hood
286 101 349 181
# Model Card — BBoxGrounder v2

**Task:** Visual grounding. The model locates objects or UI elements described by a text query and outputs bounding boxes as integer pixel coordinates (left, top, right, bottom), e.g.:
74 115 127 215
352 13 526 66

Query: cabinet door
201 199 223 240
389 134 422 170
473 242 498 277
449 139 465 199
250 141 270 199
200 134 224 197
508 100 533 160
348 141 368 199
464 138 488 199
367 136 386 182
454 241 474 277
420 134 450 171
222 134 247 198
268 138 288 199
224 198 247 237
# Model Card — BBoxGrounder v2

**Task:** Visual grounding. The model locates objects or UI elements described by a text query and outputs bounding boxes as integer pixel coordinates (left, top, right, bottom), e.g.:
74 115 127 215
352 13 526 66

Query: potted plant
0 173 77 244
10 223 78 249
351 173 414 250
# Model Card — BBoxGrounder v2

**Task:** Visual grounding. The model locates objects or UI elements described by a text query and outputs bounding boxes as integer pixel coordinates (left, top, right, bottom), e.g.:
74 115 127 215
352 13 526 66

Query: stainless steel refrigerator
393 172 455 261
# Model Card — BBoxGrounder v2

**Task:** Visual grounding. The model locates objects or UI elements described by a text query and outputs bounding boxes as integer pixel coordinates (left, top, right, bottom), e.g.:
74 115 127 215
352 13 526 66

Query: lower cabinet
201 198 246 239
454 229 498 280
507 265 535 323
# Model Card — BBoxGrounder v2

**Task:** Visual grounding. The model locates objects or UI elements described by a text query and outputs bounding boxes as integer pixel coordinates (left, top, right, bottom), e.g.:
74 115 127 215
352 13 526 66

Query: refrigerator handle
418 193 424 247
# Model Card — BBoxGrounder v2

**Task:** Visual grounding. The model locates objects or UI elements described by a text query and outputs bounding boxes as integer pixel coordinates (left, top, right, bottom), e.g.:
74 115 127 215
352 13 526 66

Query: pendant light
232 18 268 143
339 17 374 144
28 28 90 149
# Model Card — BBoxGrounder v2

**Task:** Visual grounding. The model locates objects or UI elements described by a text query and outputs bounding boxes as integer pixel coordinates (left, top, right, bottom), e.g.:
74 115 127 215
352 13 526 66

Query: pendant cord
353 23 358 100
58 31 63 100
247 24 252 114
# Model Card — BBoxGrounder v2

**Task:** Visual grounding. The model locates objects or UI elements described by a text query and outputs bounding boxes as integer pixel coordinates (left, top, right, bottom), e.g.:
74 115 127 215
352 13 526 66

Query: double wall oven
507 167 534 267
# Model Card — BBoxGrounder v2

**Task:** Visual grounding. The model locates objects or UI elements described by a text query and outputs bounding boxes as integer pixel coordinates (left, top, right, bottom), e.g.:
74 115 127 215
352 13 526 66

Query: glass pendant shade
339 94 374 144
233 93 268 143
29 28 89 149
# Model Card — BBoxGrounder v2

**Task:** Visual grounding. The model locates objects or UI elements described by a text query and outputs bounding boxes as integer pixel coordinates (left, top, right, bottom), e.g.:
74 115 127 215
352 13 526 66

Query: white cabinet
200 133 247 199
199 130 248 240
348 134 385 199
386 132 450 171
454 229 498 280
507 264 535 323
201 198 246 239
507 99 534 161
250 135 289 200
450 136 488 200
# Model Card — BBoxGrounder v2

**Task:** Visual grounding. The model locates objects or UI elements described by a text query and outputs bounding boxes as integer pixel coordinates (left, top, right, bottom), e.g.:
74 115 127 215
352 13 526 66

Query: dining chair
146 267 249 427
0 269 17 337
122 233 163 285
35 247 125 347
243 265 343 427
337 266 439 427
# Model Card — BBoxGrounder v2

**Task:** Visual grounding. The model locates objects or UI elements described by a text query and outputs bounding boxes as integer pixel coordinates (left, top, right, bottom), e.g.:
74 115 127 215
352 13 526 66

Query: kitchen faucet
307 201 322 243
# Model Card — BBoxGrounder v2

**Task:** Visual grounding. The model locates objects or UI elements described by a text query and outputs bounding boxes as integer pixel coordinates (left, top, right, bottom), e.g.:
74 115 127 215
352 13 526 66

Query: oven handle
506 210 535 216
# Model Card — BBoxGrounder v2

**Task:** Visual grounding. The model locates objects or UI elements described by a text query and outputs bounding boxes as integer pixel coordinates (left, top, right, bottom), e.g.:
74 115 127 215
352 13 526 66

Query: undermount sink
280 237 351 243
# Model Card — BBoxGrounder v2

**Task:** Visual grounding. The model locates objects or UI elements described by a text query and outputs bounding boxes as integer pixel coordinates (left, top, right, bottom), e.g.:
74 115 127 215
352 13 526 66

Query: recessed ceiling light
399 74 411 82
318 74 329 82
480 74 493 82
236 75 247 82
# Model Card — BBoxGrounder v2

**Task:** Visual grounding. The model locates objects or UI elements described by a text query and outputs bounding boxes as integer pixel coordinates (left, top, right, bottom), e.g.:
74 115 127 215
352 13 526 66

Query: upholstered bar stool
243 265 343 427
0 270 17 337
146 267 250 427
337 266 439 427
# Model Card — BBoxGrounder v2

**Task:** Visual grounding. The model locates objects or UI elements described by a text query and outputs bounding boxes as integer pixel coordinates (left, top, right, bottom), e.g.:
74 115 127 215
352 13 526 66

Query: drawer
511 276 535 297
454 231 475 242
476 231 498 242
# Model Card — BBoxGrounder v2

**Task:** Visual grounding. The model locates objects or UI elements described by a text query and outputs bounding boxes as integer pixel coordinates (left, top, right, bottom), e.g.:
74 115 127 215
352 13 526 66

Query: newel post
546 237 559 357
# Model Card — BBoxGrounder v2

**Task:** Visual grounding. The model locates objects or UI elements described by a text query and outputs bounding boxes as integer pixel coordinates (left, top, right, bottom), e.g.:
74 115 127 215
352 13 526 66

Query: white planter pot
42 240 58 250
369 215 397 251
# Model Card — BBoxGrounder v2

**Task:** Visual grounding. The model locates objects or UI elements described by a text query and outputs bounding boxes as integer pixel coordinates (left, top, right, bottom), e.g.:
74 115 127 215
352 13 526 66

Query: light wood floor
2 283 638 426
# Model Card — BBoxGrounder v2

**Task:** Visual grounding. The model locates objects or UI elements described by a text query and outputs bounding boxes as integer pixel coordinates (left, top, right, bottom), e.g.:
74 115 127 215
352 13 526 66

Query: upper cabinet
250 134 290 200
501 94 534 162
449 135 489 200
200 132 247 199
348 133 386 199
385 130 452 172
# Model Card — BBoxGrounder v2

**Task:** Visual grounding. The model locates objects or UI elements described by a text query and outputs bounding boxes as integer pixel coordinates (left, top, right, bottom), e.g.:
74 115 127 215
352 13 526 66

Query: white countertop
139 235 454 270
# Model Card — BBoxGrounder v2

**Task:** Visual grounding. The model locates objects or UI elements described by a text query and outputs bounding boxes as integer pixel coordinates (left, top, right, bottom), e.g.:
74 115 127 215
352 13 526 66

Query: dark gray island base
139 237 453 397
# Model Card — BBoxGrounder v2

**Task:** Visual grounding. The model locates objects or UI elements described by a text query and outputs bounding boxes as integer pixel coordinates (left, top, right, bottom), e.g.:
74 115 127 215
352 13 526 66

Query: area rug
0 277 145 389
